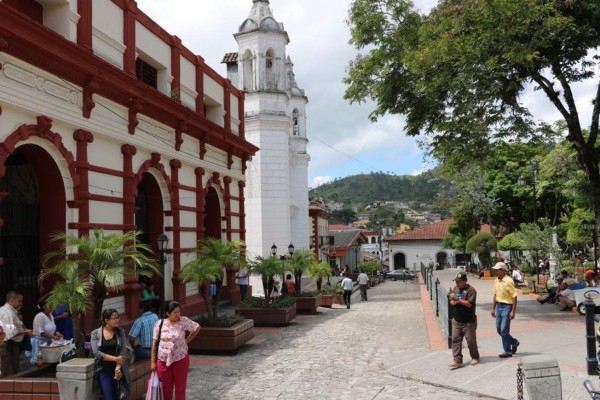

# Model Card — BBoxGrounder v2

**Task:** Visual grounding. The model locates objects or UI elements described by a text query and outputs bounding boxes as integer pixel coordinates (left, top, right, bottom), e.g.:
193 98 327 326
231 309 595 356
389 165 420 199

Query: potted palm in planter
179 238 254 352
332 282 345 305
288 249 314 292
295 290 322 314
235 256 296 325
319 285 335 308
40 229 159 356
309 261 334 308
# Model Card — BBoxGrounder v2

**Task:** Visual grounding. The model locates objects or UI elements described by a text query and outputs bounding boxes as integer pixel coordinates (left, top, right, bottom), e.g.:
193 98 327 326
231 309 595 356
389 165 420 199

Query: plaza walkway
184 270 595 399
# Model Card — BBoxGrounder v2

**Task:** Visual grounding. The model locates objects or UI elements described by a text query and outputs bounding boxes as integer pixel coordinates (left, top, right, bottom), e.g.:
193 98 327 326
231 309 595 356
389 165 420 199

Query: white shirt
341 277 353 290
0 303 23 342
33 312 56 337
357 273 369 285
512 270 523 281
237 267 249 285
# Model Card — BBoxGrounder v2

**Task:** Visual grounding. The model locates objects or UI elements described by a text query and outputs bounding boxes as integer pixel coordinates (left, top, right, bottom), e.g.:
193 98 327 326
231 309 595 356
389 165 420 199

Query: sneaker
448 361 464 369
499 352 513 358
511 340 520 354
470 359 480 366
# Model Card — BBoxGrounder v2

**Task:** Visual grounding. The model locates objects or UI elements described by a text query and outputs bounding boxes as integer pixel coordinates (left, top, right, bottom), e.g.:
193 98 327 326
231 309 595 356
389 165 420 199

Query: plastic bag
145 371 164 400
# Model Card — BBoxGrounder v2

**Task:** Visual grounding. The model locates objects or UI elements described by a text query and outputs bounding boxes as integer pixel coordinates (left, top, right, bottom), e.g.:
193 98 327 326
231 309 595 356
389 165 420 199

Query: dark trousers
451 319 479 363
134 346 152 360
0 340 21 377
239 284 249 300
343 289 352 305
359 284 368 301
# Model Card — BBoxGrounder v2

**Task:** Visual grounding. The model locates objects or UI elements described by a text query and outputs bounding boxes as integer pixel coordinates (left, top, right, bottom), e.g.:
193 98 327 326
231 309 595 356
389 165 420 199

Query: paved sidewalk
184 272 596 399
416 269 593 399
186 282 498 399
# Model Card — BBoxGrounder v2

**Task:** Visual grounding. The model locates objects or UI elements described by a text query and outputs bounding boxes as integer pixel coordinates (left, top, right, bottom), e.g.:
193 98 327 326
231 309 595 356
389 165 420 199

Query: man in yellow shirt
491 262 520 358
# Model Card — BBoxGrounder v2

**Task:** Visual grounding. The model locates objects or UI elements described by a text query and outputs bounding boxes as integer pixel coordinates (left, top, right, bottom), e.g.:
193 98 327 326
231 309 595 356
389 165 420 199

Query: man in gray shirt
357 271 369 301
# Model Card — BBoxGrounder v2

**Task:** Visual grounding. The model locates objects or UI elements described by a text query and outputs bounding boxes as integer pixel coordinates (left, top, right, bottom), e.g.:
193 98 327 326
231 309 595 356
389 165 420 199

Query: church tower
224 0 310 260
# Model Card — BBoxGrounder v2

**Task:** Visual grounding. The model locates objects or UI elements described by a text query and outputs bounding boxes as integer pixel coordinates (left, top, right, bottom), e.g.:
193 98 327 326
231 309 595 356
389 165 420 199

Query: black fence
421 263 452 349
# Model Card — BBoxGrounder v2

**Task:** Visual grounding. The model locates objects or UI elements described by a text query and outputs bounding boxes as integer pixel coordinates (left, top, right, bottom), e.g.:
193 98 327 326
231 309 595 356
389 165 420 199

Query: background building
223 0 310 268
0 0 256 328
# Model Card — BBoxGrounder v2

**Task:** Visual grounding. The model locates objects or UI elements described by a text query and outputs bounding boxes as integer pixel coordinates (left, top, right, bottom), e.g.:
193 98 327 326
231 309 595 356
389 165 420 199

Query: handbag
116 378 130 400
145 371 164 400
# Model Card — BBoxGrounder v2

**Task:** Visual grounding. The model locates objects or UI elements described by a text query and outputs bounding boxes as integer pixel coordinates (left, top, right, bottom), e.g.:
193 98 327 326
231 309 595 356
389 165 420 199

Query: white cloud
308 176 333 189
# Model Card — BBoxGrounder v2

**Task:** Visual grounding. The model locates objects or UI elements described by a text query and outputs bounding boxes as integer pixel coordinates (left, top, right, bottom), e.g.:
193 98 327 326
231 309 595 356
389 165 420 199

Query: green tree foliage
288 249 314 292
248 256 284 302
308 261 333 292
331 207 357 225
345 0 600 219
465 232 497 268
180 238 244 325
40 229 159 331
310 171 446 206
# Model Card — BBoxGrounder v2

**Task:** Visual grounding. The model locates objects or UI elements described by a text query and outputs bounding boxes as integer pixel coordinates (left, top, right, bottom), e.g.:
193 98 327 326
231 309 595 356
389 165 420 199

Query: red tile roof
386 219 492 241
221 53 238 63
329 224 355 231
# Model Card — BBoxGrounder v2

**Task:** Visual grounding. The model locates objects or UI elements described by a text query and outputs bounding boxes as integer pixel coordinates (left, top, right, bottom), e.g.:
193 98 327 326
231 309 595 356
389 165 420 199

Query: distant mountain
308 171 446 207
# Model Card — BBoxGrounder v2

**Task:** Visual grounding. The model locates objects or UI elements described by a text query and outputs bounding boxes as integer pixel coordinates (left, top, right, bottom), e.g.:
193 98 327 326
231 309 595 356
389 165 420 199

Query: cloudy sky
135 0 596 188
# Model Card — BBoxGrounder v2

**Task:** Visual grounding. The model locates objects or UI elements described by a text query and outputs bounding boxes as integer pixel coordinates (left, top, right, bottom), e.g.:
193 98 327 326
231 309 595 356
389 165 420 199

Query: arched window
265 48 276 90
292 108 299 135
243 49 254 91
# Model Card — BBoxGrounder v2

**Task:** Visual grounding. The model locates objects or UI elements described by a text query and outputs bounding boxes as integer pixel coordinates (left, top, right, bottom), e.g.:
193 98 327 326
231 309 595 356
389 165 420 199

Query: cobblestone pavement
185 281 499 399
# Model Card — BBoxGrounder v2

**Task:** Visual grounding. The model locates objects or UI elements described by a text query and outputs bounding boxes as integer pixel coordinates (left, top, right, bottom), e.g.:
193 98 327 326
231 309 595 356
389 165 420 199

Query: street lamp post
157 233 169 315
582 222 598 273
519 160 540 282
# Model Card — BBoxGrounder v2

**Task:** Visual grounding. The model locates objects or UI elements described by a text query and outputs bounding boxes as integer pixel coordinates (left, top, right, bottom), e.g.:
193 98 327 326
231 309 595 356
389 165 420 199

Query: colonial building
385 219 497 272
0 0 257 328
308 199 331 263
223 0 310 263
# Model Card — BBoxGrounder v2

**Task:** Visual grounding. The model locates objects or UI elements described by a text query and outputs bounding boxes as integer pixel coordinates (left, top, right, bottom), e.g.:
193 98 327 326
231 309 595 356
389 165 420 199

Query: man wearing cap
448 271 479 368
491 262 520 358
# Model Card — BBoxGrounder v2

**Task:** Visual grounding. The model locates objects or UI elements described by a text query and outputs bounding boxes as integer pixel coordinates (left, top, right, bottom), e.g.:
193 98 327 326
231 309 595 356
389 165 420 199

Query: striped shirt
129 311 159 349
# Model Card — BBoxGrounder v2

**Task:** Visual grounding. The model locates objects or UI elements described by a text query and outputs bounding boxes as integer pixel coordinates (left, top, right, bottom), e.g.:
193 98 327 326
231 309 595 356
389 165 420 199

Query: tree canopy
345 0 600 217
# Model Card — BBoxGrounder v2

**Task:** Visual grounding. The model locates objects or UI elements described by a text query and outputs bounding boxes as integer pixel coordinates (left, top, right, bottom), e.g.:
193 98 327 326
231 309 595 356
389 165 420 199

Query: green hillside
309 171 445 206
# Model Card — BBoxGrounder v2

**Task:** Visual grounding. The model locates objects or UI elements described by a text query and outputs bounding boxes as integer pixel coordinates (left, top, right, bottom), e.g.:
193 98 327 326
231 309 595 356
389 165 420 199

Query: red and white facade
0 0 257 329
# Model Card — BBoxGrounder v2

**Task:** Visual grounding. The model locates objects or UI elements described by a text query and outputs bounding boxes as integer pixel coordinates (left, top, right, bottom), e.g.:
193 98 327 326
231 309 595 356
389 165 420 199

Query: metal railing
421 263 452 348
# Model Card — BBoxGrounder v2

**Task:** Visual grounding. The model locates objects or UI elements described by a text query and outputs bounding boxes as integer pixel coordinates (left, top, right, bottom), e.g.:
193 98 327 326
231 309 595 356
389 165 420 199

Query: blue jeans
98 371 117 400
496 303 517 353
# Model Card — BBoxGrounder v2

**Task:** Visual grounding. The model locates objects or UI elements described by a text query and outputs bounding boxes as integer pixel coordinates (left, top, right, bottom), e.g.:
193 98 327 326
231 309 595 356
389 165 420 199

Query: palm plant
308 261 333 291
180 238 244 324
248 256 284 302
288 249 314 292
42 265 89 357
40 229 160 330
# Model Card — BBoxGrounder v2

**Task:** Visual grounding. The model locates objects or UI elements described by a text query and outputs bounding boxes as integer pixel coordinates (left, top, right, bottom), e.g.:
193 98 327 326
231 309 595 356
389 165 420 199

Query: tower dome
238 0 285 34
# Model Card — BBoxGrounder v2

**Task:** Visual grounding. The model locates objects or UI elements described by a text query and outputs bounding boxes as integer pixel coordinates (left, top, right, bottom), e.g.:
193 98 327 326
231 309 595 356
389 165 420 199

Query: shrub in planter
308 261 333 291
192 313 245 328
237 295 296 309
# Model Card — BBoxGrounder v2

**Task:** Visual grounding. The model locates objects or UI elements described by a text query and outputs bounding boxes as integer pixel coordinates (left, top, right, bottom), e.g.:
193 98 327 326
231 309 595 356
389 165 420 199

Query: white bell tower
227 0 310 260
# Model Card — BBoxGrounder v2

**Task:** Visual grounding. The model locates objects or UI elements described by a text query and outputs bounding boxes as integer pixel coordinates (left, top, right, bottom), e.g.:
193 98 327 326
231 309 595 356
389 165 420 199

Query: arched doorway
135 172 164 297
437 251 449 269
204 187 222 239
393 252 406 270
0 145 65 326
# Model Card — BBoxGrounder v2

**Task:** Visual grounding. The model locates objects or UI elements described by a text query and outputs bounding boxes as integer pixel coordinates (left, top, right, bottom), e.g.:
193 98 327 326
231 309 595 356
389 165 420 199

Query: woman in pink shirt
151 301 200 400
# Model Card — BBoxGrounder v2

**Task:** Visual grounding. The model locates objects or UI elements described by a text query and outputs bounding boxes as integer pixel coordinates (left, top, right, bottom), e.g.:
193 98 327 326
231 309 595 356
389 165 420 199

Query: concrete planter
189 319 254 352
296 294 322 314
236 305 296 326
320 293 334 308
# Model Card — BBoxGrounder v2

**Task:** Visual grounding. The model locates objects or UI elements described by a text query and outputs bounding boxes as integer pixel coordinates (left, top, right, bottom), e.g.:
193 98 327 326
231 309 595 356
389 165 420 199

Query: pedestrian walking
235 266 250 300
357 271 369 301
151 301 201 400
448 272 479 368
91 308 131 400
341 273 353 309
491 262 520 358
